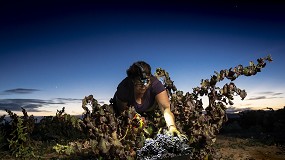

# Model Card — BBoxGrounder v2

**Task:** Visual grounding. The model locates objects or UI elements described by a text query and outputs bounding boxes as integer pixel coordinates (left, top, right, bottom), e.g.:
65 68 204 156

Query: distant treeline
221 106 285 144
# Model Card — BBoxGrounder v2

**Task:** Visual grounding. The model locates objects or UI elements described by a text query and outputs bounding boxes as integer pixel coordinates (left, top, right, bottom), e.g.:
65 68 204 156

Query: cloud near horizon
0 98 81 113
53 98 82 102
1 88 40 95
257 91 283 95
226 106 253 114
247 91 284 100
247 96 267 100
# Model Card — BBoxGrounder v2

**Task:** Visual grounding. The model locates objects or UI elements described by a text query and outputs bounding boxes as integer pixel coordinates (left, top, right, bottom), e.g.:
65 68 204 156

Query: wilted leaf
98 137 111 154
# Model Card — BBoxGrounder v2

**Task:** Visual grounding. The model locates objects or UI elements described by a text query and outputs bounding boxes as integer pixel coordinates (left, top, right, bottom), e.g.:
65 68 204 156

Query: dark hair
126 61 151 79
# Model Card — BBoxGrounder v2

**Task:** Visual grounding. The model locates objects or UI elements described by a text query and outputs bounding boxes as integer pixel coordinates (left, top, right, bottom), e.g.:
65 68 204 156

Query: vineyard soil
214 135 285 160
1 135 284 160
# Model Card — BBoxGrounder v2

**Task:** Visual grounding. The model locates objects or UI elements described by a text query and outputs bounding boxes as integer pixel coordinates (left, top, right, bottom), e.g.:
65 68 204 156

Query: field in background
215 135 285 160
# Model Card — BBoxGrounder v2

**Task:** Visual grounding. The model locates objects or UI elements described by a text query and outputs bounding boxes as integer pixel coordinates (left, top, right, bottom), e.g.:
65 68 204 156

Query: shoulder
116 77 132 101
118 77 132 88
150 76 161 85
150 76 165 94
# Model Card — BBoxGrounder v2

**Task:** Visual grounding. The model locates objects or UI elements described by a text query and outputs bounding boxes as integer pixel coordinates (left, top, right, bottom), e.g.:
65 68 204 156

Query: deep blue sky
1 0 285 116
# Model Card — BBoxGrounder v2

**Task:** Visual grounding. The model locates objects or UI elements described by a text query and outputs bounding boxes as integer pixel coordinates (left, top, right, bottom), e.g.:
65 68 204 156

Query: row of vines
0 55 273 159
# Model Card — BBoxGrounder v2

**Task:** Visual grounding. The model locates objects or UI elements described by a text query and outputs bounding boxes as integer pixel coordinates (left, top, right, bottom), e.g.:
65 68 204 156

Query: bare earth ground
1 135 285 160
214 135 285 160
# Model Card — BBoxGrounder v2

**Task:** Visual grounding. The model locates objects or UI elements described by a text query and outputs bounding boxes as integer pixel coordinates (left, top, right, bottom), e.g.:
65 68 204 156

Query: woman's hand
168 125 188 140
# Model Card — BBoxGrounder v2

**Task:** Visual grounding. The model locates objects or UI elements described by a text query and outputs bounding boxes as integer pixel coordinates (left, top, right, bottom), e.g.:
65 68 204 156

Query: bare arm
155 90 176 130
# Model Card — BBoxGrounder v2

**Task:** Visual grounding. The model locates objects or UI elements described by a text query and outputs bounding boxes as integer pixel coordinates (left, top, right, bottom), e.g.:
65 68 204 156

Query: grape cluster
136 133 192 160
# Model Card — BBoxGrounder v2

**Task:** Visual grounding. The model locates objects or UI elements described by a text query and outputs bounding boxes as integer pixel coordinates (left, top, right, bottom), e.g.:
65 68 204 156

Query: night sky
1 0 285 116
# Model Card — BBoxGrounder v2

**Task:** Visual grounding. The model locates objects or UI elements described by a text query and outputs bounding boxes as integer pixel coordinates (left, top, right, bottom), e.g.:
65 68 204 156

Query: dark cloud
272 93 283 96
247 91 284 100
257 91 283 96
2 88 40 94
0 99 64 112
226 106 253 114
99 101 105 104
248 96 267 100
0 97 84 113
257 91 275 95
54 98 82 102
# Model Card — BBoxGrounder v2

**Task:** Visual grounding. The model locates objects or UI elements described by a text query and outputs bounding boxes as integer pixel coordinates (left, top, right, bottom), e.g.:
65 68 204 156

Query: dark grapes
136 134 193 160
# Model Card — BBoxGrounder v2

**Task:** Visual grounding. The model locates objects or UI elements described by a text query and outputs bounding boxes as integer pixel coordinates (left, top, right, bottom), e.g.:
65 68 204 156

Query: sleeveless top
114 75 166 114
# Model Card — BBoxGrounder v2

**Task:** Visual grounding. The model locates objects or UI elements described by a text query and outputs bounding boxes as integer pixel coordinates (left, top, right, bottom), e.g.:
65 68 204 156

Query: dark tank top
114 75 165 113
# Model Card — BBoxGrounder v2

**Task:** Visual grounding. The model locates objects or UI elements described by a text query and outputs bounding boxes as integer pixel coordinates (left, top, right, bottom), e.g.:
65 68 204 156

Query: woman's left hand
168 125 188 140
